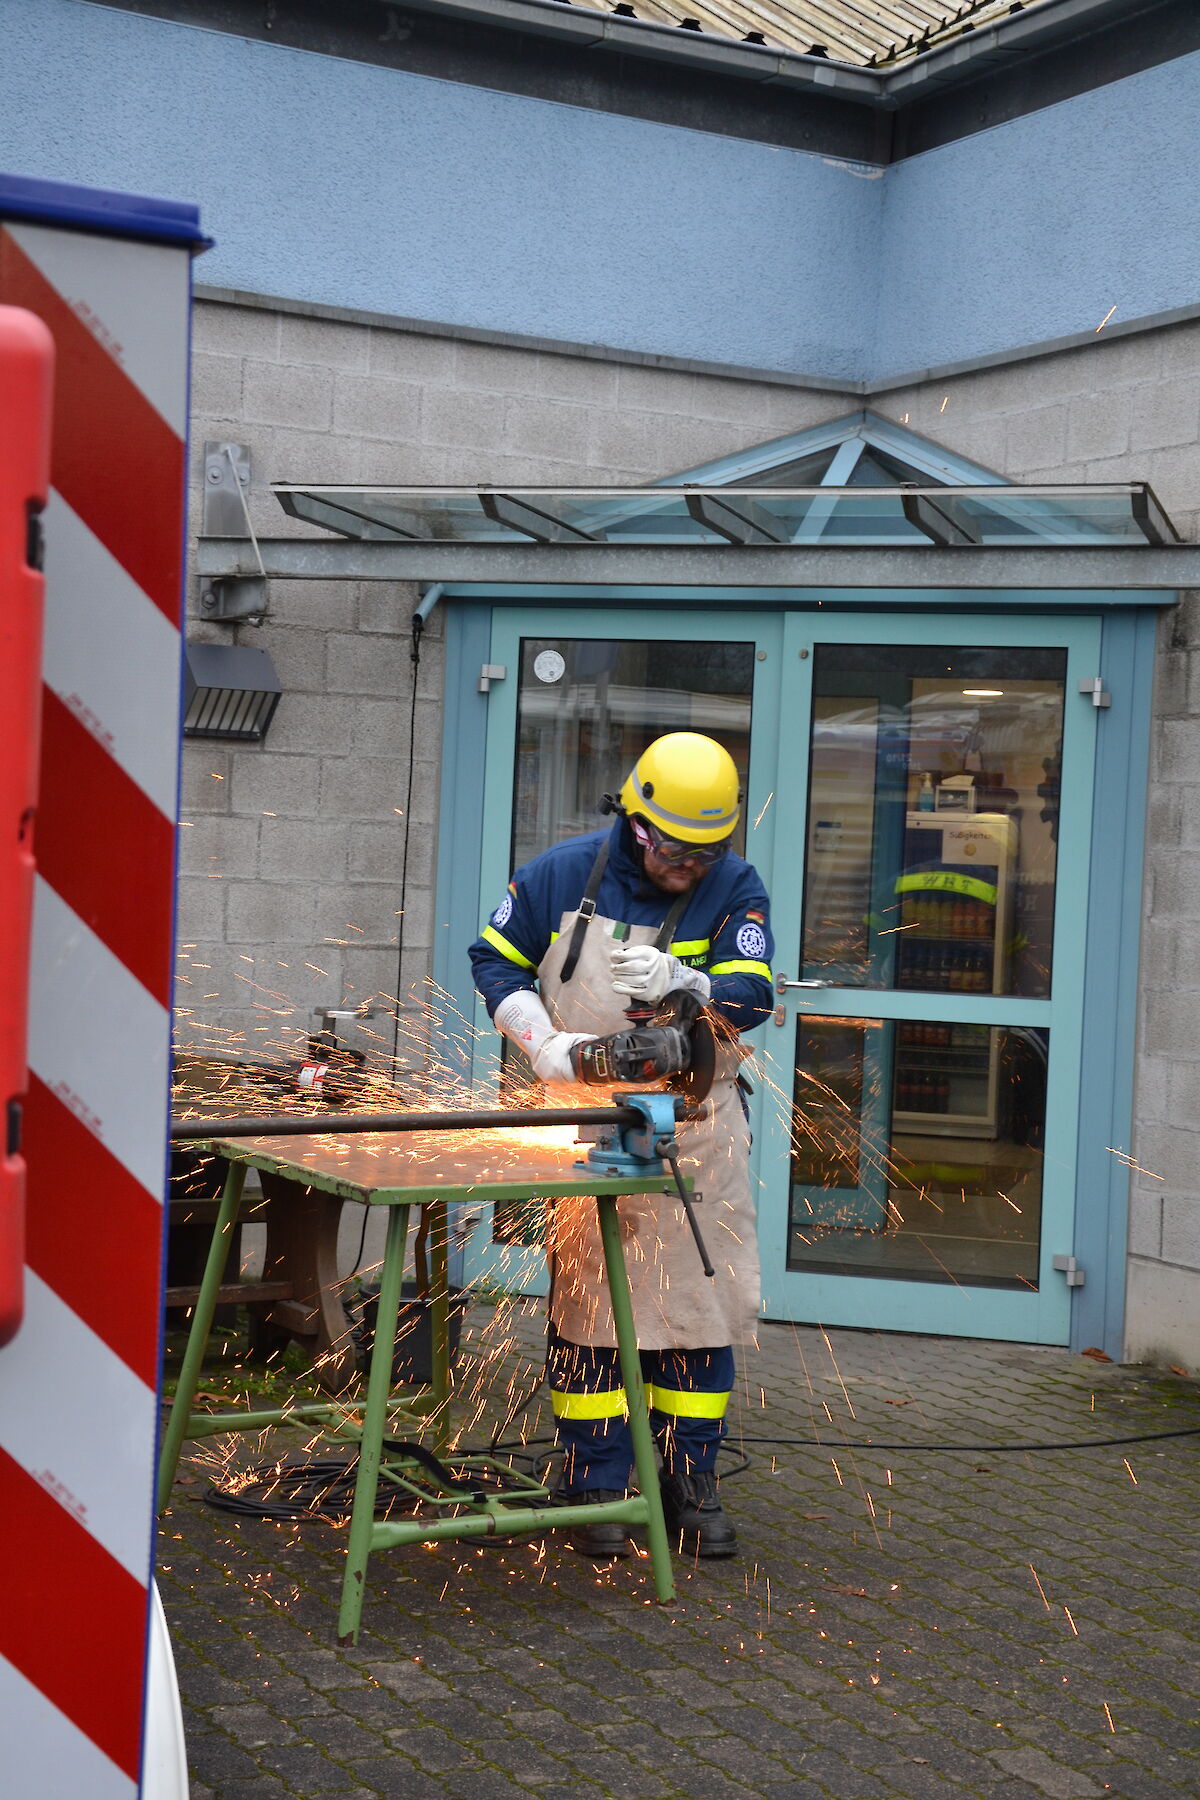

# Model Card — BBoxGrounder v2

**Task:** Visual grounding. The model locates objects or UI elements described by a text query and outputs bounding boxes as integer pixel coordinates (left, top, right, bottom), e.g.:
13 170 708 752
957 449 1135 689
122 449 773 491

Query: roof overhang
197 535 1190 594
383 0 1159 102
194 477 1189 597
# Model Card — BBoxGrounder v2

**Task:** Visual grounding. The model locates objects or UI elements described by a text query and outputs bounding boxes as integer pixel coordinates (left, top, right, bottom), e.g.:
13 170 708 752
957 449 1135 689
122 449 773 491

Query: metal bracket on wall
200 442 269 624
202 442 251 535
1079 677 1111 708
199 575 268 623
1052 1254 1086 1287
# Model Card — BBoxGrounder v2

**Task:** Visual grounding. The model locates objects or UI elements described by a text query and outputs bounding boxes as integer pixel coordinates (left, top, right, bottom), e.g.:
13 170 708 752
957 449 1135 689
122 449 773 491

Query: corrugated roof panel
552 0 1053 65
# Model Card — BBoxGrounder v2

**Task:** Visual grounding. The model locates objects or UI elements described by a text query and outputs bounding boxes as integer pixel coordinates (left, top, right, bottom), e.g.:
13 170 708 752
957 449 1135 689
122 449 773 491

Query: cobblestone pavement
158 1306 1200 1800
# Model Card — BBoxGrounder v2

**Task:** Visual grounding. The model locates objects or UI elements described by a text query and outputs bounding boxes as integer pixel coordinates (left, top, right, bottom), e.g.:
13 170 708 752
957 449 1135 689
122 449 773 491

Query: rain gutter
381 0 1159 107
386 0 883 96
886 0 1173 104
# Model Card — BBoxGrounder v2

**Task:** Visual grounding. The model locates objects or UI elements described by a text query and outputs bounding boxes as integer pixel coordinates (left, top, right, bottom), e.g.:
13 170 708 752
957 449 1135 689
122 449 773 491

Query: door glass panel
512 638 754 866
801 646 1067 998
789 1016 1048 1289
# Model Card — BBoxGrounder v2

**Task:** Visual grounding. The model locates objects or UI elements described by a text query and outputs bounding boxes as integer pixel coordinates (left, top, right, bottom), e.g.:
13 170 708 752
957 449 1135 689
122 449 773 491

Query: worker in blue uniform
469 732 773 1558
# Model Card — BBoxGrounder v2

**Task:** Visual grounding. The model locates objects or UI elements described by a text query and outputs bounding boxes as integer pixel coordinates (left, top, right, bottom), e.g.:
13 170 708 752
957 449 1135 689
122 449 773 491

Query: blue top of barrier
0 172 211 252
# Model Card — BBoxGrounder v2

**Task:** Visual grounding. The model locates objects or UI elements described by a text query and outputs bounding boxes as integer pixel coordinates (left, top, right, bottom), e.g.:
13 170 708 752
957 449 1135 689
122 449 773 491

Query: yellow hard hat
619 733 741 846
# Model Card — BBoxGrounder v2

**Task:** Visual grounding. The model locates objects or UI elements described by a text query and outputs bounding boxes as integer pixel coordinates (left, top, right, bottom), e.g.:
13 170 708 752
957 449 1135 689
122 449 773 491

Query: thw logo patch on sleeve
736 922 768 959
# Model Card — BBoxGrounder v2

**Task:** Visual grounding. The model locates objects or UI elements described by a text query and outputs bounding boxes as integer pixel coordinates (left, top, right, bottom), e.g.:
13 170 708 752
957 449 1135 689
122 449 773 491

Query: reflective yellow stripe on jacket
709 960 772 981
481 924 537 970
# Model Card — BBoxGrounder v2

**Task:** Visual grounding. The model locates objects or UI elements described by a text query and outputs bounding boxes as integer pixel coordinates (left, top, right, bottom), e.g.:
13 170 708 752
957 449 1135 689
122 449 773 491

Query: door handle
775 975 832 994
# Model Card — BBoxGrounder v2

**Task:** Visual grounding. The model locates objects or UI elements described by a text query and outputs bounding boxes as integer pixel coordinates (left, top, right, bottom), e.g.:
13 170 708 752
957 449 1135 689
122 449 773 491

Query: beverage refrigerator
892 812 1018 1139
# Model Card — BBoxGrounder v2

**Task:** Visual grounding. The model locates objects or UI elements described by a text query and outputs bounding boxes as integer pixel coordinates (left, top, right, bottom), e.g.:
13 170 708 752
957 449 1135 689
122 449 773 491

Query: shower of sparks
172 941 1046 1604
938 395 949 413
1063 1606 1079 1637
1107 1148 1162 1181
1029 1564 1051 1610
1102 1703 1116 1732
1096 306 1117 333
753 792 775 830
819 1328 857 1421
1122 1458 1138 1485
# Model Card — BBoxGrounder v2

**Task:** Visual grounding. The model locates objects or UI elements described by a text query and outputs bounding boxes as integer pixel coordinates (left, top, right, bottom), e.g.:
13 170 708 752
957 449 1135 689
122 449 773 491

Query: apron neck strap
653 886 694 952
558 838 611 984
558 838 695 984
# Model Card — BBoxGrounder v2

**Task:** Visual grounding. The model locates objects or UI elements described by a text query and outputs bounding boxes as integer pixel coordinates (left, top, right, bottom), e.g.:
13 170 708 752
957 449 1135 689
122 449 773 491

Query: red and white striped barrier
0 188 198 1798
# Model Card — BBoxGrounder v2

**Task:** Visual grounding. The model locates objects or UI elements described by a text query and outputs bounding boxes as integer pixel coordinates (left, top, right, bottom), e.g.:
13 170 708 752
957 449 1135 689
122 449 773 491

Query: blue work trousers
547 1328 734 1493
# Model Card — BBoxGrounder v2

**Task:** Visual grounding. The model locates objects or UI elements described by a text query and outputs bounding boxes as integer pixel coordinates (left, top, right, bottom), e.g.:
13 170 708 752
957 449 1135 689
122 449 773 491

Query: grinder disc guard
669 1004 716 1103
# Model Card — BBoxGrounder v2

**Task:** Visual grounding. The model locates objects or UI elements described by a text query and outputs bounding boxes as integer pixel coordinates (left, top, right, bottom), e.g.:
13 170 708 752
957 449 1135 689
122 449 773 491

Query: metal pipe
170 1104 645 1142
413 582 443 625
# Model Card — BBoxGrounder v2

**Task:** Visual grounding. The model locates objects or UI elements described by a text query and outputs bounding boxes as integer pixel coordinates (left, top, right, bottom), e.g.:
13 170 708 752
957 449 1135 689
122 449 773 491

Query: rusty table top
204 1124 681 1207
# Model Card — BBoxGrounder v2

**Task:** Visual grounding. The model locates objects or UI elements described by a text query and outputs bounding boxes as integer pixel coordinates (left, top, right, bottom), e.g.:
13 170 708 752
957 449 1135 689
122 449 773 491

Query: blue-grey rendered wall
875 50 1200 378
0 0 878 378
5 2 1200 379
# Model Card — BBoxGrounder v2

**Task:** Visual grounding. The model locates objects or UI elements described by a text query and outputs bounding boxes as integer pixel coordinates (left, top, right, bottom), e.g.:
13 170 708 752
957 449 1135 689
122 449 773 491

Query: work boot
562 1488 632 1558
660 1469 737 1558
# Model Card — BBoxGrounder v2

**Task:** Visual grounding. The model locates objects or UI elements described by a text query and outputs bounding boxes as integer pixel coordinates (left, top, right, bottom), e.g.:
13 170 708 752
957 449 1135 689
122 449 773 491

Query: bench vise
576 1091 714 1278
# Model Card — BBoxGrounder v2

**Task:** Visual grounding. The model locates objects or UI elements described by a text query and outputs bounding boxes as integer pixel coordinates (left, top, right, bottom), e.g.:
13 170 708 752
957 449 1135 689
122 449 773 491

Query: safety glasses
629 815 729 870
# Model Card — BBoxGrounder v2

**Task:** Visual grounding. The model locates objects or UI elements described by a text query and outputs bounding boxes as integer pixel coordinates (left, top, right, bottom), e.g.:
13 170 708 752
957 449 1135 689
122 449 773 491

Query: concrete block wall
181 295 1200 1360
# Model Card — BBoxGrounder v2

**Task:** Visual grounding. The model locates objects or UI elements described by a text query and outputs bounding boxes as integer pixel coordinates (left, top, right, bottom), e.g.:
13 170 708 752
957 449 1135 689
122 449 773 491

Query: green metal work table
157 1128 683 1641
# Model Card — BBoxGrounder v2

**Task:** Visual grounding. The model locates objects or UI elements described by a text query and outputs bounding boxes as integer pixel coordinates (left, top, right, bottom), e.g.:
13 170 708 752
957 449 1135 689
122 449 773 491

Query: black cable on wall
391 613 424 1078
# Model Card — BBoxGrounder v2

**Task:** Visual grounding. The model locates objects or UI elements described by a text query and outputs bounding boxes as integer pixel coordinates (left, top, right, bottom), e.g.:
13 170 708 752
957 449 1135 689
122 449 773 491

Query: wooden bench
168 1058 358 1392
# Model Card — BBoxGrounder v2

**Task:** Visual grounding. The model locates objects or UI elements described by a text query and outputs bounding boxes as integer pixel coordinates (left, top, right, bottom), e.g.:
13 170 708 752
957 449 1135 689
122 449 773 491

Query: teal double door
465 603 1102 1345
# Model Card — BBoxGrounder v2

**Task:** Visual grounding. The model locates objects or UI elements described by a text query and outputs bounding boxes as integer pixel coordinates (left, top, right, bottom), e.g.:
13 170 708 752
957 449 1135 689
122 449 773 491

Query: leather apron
539 876 761 1351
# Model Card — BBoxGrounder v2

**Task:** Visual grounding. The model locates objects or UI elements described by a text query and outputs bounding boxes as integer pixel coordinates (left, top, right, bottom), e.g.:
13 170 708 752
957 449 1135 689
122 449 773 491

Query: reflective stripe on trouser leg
645 1345 735 1476
546 1328 632 1494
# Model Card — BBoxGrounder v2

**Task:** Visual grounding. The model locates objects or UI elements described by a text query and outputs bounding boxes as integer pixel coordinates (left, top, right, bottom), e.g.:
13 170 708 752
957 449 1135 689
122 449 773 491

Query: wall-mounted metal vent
183 643 281 742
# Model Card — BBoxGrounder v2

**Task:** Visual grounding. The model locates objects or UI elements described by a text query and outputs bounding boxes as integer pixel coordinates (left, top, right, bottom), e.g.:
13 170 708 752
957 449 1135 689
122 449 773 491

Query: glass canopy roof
274 484 1178 550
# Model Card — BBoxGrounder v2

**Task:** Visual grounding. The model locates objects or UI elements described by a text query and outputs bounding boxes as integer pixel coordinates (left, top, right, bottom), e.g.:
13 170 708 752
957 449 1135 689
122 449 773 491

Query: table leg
338 1202 409 1645
157 1160 247 1511
595 1195 676 1604
429 1201 450 1453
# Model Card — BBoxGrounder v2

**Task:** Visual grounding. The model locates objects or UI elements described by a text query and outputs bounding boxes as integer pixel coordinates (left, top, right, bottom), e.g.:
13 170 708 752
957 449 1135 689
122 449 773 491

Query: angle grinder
569 992 717 1276
568 991 716 1103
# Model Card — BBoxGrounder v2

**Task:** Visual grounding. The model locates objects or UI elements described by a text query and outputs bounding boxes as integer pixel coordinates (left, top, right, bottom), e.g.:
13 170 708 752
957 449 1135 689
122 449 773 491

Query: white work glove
493 989 595 1086
610 942 711 1006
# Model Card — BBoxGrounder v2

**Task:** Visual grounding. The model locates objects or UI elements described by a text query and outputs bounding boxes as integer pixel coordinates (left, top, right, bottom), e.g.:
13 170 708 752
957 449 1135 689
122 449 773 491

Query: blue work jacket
469 820 774 1035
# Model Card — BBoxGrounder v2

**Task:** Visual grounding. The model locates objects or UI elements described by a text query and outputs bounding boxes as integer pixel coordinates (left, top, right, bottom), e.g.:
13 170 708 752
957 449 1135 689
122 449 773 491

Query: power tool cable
201 1415 1200 1519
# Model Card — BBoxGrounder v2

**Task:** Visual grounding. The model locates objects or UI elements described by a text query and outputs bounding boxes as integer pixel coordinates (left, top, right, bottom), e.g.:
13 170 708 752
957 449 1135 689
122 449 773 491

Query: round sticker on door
533 649 566 684
493 894 514 928
735 923 767 959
